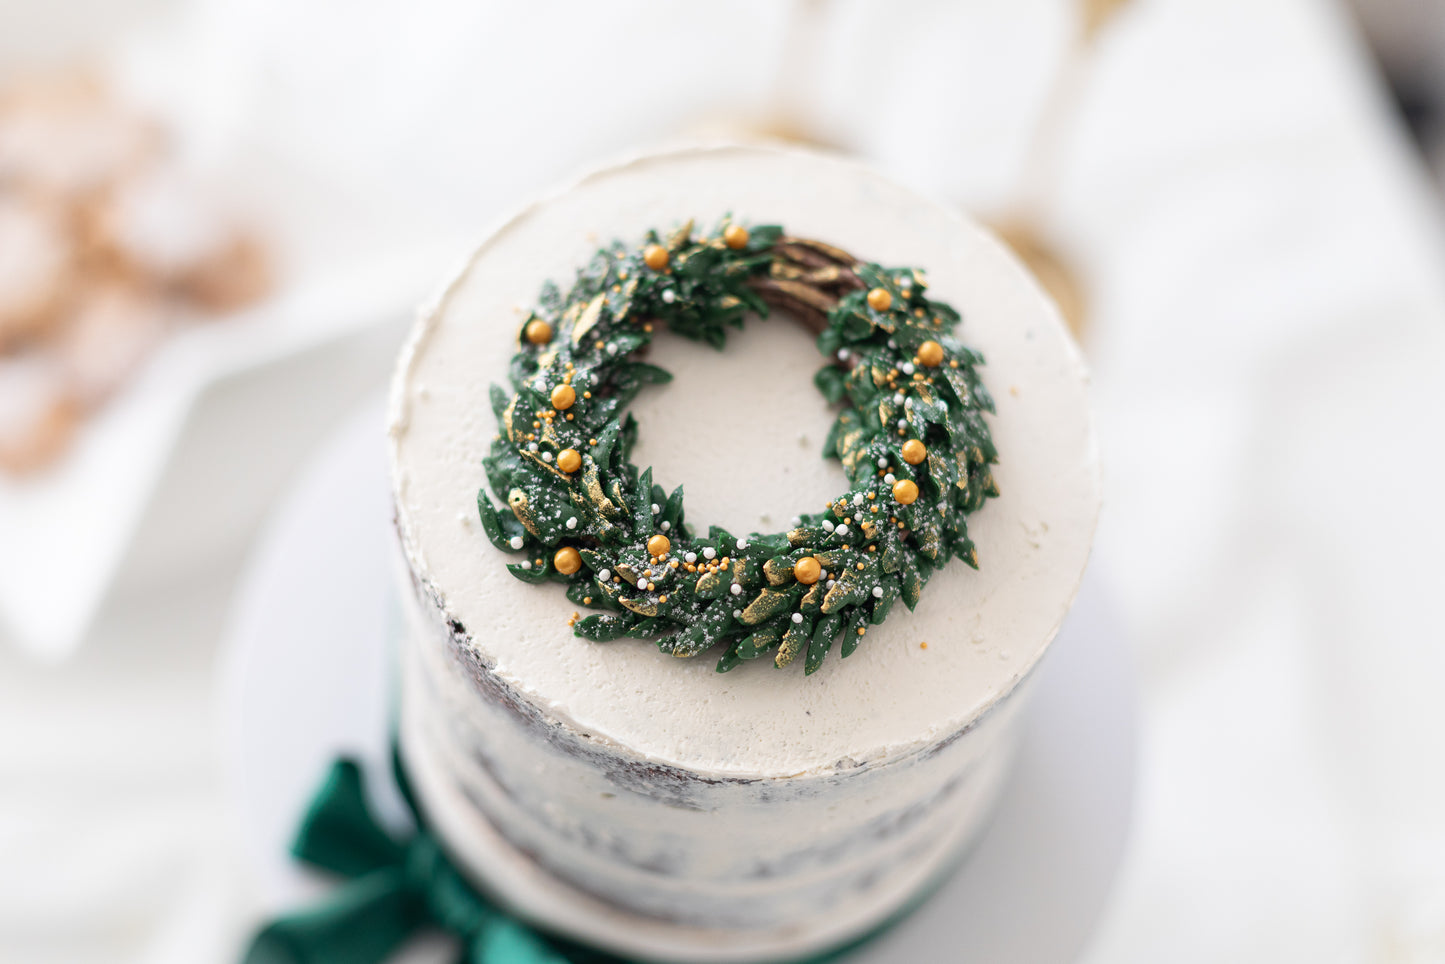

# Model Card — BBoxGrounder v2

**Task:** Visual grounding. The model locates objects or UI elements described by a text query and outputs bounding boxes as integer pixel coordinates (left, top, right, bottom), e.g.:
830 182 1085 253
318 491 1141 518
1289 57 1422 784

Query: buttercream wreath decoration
477 218 998 675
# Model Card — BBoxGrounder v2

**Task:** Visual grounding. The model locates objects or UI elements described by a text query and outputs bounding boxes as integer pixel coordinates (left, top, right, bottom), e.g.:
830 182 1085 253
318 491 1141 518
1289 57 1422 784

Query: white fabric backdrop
1 0 1443 961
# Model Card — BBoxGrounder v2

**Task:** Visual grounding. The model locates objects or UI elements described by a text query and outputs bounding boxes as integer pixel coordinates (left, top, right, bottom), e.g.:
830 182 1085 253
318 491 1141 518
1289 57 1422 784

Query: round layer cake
388 144 1099 962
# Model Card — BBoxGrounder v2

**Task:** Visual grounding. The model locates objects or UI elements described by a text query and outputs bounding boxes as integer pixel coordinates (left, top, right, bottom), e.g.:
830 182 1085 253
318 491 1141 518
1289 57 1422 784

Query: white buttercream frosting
388 144 1099 959
390 144 1098 776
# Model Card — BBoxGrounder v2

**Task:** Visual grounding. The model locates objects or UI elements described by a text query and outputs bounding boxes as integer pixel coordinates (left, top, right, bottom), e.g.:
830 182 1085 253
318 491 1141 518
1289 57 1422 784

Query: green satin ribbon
243 754 620 964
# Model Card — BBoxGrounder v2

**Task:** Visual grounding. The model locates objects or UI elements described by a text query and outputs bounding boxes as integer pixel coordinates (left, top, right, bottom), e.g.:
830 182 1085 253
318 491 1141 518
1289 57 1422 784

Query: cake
388 144 1099 962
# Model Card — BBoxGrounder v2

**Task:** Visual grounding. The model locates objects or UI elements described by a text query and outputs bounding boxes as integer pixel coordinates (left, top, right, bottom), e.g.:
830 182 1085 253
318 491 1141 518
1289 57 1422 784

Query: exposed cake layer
398 570 1026 961
388 144 1099 960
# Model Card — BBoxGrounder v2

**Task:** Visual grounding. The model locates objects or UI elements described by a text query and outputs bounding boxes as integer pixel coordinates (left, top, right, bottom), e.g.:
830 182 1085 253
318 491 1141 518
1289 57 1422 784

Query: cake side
397 555 1028 959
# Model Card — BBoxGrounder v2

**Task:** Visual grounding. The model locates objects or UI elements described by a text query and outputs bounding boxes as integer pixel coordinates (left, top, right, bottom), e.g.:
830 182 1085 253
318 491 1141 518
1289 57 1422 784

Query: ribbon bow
243 754 616 964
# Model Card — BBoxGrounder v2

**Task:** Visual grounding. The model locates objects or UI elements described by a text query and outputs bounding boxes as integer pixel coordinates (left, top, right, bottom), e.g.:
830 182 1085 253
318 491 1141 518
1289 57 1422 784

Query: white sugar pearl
837 348 850 361
902 362 915 375
598 569 611 582
566 517 577 530
521 561 532 570
730 583 742 595
822 520 835 533
737 539 749 549
826 579 836 589
791 612 804 624
685 552 697 564
852 493 864 505
897 418 907 429
895 391 905 402
836 524 850 536
527 442 539 451
509 536 524 550
905 398 913 409
884 473 896 484
733 609 743 618
877 457 888 468
662 289 676 303
651 503 660 514
888 339 897 349
542 451 554 462
872 586 884 598
790 516 801 528
661 521 671 531
703 547 717 560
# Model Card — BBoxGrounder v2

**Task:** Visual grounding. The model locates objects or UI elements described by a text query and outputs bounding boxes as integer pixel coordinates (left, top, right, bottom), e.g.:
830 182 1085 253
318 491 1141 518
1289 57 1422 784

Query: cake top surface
389 144 1098 778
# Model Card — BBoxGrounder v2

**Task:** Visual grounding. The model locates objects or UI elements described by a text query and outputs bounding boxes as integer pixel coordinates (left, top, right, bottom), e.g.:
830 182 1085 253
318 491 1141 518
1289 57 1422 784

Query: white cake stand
219 399 1138 963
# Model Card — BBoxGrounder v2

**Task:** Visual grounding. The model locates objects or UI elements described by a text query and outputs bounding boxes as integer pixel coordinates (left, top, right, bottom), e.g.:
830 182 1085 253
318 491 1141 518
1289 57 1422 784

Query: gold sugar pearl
553 547 582 574
551 384 576 410
867 287 892 311
892 479 920 505
917 340 944 367
643 244 670 271
557 448 582 473
524 319 553 345
901 439 927 465
723 224 750 249
793 556 822 585
647 534 671 557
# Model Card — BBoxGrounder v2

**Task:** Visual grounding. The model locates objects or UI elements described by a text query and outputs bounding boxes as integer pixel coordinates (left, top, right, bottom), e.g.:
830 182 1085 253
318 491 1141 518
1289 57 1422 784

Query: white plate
0 244 456 659
220 399 1138 963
